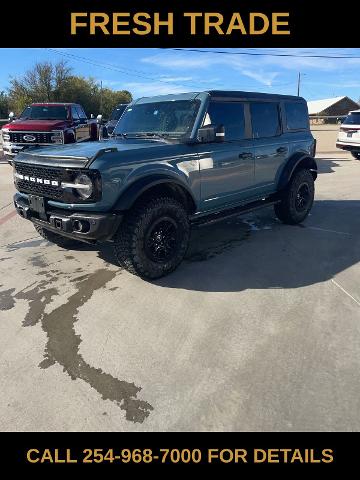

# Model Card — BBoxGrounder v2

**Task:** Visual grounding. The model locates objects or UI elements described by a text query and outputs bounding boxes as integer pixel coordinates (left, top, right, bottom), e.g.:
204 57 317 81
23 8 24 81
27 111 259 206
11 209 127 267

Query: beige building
307 96 359 124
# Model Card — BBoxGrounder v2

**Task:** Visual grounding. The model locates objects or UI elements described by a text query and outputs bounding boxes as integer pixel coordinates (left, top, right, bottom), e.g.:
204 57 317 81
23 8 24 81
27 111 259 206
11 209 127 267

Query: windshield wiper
123 132 172 140
113 132 128 139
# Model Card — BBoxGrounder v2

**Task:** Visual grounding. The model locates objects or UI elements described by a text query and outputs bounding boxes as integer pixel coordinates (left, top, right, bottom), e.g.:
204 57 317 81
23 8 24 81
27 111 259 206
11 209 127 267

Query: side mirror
96 114 103 124
8 112 15 122
197 124 225 143
99 125 109 140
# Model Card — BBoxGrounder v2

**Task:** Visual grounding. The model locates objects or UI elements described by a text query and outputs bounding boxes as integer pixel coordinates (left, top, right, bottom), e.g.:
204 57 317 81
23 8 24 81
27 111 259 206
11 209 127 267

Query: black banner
2 0 358 47
2 432 358 473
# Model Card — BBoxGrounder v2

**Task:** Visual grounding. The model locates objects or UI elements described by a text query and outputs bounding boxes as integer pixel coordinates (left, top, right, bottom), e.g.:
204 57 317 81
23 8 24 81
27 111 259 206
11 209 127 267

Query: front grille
14 163 64 199
9 131 55 144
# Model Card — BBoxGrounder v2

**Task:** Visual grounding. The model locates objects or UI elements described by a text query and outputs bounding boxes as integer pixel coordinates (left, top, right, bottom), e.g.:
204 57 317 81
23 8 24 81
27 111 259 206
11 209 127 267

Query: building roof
307 96 346 115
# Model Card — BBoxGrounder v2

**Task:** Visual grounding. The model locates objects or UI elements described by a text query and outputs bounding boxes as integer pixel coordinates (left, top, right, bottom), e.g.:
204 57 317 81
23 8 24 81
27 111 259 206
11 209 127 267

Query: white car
336 109 360 159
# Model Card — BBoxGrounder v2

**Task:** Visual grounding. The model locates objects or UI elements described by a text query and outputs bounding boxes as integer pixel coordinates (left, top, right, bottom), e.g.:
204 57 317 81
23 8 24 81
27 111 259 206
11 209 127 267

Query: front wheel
113 196 190 279
351 151 360 160
274 169 315 225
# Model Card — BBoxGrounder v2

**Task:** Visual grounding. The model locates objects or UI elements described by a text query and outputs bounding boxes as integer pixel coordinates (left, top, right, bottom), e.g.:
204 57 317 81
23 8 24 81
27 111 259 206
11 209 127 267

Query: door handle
277 147 287 153
239 152 253 159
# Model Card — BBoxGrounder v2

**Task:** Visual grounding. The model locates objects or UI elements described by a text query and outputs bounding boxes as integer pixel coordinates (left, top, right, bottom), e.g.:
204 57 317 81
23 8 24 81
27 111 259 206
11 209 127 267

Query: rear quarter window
284 102 309 130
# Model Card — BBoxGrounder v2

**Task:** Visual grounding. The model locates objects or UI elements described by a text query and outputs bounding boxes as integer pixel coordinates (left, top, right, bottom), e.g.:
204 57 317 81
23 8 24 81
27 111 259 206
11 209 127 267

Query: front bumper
14 193 122 243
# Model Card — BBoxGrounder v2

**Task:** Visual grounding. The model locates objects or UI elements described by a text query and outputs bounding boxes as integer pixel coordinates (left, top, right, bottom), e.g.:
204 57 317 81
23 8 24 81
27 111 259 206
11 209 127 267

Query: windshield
110 105 127 121
114 100 200 139
343 113 360 125
20 105 69 120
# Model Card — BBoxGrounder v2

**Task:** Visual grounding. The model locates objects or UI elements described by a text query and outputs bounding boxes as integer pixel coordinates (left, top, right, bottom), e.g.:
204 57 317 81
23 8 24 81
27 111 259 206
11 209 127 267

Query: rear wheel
351 151 360 160
113 196 190 279
34 224 82 248
274 169 314 225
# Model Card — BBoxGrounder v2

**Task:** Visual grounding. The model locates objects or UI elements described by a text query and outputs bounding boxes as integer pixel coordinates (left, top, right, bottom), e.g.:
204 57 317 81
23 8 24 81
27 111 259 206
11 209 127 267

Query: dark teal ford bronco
13 90 317 279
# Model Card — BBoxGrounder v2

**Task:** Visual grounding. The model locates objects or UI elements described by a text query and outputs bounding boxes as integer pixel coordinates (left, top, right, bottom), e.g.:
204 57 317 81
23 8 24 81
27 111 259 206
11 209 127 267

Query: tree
55 77 131 117
56 76 100 115
8 60 72 113
0 91 9 118
7 60 132 117
98 88 132 118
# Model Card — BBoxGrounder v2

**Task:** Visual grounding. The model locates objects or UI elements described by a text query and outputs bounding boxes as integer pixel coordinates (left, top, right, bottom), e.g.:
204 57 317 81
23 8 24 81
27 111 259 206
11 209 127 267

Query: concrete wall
311 125 339 154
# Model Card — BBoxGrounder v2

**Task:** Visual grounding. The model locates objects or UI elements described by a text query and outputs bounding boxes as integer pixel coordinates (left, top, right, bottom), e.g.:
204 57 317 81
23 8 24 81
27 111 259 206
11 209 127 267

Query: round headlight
74 173 93 199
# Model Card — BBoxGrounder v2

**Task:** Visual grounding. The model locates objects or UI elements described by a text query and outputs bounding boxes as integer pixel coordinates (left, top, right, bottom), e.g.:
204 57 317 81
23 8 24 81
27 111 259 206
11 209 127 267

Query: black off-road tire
351 151 360 160
274 169 315 225
34 224 82 249
113 196 190 279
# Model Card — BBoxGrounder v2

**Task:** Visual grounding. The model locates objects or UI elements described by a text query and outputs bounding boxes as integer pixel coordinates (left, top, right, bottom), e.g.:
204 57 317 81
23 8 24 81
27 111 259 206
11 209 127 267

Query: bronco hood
14 138 170 168
3 119 69 131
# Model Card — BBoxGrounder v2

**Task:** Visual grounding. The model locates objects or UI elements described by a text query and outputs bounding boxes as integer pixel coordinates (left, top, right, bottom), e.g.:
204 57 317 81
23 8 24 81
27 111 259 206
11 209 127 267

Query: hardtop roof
30 102 77 106
206 90 306 102
135 90 306 104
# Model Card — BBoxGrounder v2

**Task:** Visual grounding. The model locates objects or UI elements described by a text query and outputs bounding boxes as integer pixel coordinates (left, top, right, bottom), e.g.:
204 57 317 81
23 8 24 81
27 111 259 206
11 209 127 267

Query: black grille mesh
14 163 63 199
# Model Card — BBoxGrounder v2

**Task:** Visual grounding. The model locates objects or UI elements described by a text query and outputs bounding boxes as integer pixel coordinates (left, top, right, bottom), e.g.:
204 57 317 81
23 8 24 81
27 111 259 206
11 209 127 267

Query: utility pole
99 80 103 115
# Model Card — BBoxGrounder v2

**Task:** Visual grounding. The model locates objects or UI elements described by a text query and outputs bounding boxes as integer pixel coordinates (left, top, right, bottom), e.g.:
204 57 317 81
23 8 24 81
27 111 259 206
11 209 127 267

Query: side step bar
190 197 280 227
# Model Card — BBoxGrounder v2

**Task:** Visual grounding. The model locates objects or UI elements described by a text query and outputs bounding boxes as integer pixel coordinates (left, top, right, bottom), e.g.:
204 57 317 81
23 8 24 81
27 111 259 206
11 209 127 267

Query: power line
45 48 217 89
166 48 360 59
45 48 295 91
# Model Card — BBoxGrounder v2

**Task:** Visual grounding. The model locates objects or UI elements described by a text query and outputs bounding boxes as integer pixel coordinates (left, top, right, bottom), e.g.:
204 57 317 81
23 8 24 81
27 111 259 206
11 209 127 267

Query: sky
0 48 360 102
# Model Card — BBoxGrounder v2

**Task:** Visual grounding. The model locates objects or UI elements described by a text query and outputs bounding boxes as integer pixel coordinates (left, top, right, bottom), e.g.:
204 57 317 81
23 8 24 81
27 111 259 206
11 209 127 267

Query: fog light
72 219 90 233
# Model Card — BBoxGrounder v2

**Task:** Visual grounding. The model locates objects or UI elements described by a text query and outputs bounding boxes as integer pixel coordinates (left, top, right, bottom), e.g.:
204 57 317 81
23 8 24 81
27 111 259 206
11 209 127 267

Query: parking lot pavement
0 152 360 431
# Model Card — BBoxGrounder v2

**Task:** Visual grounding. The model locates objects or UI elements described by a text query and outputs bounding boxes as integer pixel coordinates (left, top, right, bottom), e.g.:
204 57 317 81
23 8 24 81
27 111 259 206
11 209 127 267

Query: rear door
250 101 288 196
197 100 255 211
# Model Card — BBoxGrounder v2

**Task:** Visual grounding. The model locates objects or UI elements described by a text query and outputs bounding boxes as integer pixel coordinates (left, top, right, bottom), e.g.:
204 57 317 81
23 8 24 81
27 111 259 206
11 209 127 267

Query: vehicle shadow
146 199 360 293
316 156 352 174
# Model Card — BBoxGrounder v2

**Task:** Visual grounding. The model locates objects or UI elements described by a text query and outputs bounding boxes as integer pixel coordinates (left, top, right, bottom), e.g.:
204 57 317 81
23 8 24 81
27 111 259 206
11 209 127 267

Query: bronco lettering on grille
14 172 59 186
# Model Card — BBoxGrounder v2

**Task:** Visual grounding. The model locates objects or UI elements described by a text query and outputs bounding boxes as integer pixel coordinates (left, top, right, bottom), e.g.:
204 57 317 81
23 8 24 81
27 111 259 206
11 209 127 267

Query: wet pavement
0 152 360 431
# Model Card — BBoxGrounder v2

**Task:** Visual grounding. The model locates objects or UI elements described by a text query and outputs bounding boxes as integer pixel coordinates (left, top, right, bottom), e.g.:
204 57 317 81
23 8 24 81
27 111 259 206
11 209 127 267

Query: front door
197 100 255 211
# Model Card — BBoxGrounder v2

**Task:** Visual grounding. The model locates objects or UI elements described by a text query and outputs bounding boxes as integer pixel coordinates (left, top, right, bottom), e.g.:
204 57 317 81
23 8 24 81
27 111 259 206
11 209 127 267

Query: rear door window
343 112 360 125
206 101 246 141
284 102 309 130
250 102 281 138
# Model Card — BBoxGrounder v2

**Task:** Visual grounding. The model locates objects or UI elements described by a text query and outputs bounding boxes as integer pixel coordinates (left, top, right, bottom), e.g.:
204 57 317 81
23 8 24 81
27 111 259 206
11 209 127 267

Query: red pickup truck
1 102 98 162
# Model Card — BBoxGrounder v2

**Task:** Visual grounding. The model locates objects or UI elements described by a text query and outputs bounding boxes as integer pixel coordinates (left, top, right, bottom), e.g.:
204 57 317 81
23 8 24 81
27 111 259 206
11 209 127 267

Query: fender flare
113 174 197 212
277 153 317 191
